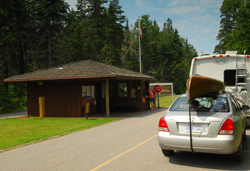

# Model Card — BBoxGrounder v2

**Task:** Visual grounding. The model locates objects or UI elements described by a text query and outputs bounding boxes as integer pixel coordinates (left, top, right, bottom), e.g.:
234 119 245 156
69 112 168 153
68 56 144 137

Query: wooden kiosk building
4 60 156 117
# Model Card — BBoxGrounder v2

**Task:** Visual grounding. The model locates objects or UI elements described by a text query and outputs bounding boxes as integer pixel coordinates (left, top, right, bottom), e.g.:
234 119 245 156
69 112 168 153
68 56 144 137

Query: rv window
224 70 236 86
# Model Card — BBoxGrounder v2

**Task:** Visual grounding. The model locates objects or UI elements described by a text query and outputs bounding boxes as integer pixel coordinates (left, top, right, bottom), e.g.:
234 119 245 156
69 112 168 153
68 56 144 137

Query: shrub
0 84 27 113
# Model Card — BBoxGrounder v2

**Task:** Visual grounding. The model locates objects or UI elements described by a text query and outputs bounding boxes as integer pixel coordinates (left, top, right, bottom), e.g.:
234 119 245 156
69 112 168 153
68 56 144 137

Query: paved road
1 109 250 171
0 111 27 119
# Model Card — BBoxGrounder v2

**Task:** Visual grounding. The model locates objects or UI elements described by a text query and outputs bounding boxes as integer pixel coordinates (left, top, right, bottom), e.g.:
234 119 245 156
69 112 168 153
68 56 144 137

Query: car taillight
158 117 169 132
219 119 234 135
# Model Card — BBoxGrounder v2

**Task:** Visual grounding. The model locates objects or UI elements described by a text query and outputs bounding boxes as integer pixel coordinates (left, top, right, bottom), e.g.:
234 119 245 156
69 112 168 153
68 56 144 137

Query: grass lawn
151 95 179 108
0 117 121 151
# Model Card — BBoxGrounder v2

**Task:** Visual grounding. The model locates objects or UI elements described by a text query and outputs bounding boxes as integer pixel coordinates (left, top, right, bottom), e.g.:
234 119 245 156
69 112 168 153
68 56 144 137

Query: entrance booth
4 60 155 117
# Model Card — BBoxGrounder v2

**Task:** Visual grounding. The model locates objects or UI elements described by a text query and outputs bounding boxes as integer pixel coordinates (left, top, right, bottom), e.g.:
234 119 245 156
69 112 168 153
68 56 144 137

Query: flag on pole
139 21 143 39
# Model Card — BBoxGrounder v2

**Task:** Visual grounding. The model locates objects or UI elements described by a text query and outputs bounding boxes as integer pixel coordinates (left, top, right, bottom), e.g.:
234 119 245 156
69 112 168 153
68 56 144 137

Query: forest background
0 0 248 113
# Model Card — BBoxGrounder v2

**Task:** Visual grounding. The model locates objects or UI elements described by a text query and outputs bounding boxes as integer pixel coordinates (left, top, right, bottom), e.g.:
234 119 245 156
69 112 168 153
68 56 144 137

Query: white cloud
175 14 219 35
167 0 222 7
135 0 144 8
135 0 162 12
164 5 202 15
169 0 190 7
199 0 222 7
145 7 162 12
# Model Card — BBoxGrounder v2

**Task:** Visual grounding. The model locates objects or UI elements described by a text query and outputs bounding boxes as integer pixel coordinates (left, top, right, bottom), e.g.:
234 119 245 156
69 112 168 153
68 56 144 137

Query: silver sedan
158 93 249 161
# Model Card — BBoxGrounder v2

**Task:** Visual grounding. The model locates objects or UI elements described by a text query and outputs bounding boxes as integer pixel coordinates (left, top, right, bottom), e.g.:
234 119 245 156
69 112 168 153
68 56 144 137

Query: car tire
243 129 246 141
162 149 174 156
233 141 243 162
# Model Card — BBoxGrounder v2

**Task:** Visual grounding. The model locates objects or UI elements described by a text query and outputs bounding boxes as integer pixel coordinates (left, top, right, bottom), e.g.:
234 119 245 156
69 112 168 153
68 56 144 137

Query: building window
82 86 95 98
131 82 137 98
118 83 127 97
109 82 117 97
224 70 235 86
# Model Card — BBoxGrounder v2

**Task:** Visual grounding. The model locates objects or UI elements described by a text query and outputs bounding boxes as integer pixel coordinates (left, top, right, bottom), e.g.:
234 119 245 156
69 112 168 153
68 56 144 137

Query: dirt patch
16 116 28 119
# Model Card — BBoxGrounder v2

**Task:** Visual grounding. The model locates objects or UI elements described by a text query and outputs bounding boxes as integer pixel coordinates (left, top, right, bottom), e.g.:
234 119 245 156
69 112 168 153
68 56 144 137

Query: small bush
0 84 27 114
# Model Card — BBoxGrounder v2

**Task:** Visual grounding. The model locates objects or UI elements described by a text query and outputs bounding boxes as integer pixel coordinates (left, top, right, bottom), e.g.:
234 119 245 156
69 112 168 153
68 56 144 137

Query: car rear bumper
158 132 239 154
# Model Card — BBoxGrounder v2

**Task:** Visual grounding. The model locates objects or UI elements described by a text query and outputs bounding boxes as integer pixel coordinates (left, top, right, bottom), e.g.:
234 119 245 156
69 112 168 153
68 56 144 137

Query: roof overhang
3 74 156 83
3 75 117 83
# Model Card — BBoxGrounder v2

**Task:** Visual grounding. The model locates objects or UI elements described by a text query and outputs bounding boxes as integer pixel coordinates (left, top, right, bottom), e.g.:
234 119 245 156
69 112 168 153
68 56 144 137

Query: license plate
186 125 202 133
179 123 207 133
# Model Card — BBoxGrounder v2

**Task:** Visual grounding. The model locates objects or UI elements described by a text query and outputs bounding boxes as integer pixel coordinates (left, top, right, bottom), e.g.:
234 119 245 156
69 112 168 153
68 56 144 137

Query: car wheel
162 149 174 156
233 141 243 162
243 129 246 141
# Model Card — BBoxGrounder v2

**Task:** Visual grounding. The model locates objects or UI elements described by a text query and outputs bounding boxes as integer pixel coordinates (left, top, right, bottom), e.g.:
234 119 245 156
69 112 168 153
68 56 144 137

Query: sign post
154 85 162 108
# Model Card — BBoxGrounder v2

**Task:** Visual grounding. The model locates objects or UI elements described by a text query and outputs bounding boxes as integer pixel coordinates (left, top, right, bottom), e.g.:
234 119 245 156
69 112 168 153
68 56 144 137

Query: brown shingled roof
3 60 155 83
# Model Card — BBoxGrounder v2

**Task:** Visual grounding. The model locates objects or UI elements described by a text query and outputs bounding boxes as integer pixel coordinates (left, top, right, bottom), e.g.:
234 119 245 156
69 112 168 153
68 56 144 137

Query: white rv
189 51 250 125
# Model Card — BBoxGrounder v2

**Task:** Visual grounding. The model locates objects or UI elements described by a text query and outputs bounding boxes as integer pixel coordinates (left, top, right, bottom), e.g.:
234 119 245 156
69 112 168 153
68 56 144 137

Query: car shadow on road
167 135 250 170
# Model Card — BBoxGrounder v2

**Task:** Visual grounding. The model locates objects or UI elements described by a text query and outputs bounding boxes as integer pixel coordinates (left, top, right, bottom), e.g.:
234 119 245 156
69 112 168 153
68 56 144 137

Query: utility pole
138 16 142 73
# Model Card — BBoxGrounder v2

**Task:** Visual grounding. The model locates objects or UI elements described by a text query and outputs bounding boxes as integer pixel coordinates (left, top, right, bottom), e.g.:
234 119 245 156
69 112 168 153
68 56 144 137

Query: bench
113 101 139 112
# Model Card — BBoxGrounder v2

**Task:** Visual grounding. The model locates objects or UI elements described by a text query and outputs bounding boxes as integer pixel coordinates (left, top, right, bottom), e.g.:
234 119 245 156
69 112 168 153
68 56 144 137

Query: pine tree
214 0 234 54
68 0 89 61
57 9 79 64
121 21 139 71
227 0 250 53
0 0 30 104
0 0 31 77
101 0 125 66
81 0 107 61
30 0 69 68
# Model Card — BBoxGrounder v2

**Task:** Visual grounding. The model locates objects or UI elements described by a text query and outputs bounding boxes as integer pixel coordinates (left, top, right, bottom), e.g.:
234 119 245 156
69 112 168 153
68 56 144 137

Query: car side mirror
242 105 250 110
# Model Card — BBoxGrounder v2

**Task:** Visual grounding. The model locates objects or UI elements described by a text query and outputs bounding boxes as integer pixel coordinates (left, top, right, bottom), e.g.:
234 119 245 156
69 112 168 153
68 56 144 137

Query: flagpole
138 16 141 73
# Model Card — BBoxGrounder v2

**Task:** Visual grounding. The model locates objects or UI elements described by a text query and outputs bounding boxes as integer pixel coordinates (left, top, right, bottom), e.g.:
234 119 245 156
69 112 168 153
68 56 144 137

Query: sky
65 0 223 56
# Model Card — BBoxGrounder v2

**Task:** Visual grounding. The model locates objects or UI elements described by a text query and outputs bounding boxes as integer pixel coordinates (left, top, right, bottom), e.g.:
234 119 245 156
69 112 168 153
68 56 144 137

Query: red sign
154 85 162 93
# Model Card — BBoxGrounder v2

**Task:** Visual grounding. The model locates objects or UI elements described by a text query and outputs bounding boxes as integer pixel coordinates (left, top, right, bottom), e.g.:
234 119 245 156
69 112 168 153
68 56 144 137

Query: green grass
152 95 179 108
0 117 121 151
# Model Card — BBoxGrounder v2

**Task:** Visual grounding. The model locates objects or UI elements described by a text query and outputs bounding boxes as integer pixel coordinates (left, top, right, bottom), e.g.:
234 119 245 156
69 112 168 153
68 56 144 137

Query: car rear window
170 96 230 112
170 97 189 111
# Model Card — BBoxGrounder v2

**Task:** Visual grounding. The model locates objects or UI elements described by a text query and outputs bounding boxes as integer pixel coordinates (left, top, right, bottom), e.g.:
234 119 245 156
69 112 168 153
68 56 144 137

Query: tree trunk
19 36 25 74
48 20 52 68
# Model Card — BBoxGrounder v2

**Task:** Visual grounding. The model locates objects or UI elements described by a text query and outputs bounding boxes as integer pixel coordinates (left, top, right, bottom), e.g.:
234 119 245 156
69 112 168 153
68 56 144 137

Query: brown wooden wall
27 83 39 116
27 79 151 117
27 81 81 117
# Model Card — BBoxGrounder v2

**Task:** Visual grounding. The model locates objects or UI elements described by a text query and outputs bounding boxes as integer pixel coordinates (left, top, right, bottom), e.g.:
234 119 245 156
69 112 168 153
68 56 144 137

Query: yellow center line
90 134 157 171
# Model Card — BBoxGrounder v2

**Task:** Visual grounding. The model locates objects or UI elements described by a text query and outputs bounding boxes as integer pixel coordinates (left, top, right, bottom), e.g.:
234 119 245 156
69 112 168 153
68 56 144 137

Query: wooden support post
105 79 110 117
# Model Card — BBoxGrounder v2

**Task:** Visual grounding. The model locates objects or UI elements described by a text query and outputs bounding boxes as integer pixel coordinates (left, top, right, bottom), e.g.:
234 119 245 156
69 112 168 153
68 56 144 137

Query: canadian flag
139 20 143 39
